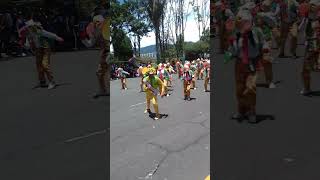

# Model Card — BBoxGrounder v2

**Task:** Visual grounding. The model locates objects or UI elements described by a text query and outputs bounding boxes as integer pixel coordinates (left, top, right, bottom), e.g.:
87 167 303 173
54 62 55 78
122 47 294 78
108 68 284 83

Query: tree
143 0 167 63
126 0 152 57
112 28 133 61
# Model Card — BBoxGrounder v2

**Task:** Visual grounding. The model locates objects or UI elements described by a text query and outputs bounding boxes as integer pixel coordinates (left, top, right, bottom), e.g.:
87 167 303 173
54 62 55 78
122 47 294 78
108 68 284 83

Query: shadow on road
148 112 169 119
257 80 282 88
32 82 72 90
233 114 275 124
305 91 320 97
251 115 276 124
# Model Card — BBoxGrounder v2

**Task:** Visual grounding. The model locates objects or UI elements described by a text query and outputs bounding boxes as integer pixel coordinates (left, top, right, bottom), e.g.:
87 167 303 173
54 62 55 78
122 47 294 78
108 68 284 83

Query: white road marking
64 130 106 143
130 102 146 108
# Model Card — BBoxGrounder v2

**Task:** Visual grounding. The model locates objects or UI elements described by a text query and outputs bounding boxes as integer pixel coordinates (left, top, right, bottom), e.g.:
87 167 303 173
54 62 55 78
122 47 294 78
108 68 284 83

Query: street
0 51 107 180
212 35 320 180
110 74 210 179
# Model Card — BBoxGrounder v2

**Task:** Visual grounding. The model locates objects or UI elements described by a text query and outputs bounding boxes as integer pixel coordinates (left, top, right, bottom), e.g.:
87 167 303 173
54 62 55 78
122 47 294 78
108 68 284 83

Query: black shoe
39 81 47 88
184 96 187 100
232 113 245 120
187 96 191 101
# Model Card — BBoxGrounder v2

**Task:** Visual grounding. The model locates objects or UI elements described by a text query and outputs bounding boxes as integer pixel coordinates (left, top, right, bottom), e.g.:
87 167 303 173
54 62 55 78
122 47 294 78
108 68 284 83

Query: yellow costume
143 68 165 120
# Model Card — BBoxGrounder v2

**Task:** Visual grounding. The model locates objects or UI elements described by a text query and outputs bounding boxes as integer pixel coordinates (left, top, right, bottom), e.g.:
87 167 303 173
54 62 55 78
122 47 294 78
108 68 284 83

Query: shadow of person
257 80 282 88
149 112 169 120
309 91 320 97
248 114 275 124
32 82 72 90
232 114 275 124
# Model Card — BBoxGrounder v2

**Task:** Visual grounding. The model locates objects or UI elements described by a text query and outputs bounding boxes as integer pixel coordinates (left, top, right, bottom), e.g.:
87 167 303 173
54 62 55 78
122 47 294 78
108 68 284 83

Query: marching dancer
182 63 194 101
23 14 64 89
116 67 130 90
300 0 320 95
143 68 165 120
228 9 264 122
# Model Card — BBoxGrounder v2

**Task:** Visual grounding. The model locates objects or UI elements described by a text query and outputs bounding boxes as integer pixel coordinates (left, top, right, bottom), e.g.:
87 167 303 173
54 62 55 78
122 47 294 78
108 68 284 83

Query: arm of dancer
41 30 64 42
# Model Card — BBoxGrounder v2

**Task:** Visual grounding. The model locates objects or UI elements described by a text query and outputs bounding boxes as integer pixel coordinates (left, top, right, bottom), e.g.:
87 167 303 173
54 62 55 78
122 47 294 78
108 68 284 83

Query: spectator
0 11 13 58
16 11 27 57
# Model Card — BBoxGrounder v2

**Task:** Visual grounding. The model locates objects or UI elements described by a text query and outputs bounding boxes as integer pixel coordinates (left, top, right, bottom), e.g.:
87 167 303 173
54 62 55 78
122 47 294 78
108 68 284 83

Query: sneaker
48 82 57 89
187 96 191 101
231 113 245 120
154 115 160 120
166 94 170 97
269 82 276 89
21 53 26 57
194 87 197 90
184 96 187 100
300 89 311 96
247 114 257 123
144 109 151 114
125 88 128 90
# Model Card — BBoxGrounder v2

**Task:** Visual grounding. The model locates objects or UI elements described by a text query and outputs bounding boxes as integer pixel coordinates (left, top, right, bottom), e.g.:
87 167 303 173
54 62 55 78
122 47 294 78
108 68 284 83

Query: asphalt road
0 51 107 180
212 34 320 179
110 75 210 180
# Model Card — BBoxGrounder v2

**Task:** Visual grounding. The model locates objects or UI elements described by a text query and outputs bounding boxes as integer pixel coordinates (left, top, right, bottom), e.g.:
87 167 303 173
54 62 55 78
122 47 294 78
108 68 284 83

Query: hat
93 15 105 23
236 9 253 22
148 68 156 75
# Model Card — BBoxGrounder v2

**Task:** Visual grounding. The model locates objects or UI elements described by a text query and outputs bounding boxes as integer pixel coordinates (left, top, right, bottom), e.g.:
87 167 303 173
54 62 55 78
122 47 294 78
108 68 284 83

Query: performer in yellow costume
143 68 165 120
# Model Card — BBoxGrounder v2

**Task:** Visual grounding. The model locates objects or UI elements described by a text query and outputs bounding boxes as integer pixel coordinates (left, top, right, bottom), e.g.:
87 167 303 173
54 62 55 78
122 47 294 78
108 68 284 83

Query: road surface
110 74 210 180
0 51 107 180
212 35 320 180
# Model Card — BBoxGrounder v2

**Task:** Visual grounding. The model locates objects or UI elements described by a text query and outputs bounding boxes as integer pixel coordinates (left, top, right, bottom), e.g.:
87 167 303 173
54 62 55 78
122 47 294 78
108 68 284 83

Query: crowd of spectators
0 4 107 60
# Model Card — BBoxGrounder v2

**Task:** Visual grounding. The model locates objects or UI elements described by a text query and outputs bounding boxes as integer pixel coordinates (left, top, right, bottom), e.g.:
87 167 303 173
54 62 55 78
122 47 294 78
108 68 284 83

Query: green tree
112 28 133 61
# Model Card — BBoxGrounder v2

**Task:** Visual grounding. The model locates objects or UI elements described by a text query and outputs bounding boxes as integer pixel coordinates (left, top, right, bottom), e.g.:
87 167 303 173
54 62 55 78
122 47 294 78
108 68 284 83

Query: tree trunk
138 35 141 57
155 26 161 63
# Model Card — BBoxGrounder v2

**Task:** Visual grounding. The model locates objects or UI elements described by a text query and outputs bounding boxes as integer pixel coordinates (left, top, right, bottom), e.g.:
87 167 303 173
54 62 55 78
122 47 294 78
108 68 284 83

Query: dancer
182 63 193 101
300 0 320 95
277 0 299 58
204 60 210 92
228 9 263 122
143 68 165 120
24 14 64 89
256 11 277 88
116 67 130 90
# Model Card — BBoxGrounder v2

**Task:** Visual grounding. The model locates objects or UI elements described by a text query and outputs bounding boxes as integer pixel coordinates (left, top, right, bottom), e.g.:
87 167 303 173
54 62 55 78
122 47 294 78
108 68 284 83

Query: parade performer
300 0 320 95
190 61 197 89
143 68 165 120
256 11 277 88
203 60 211 92
116 67 130 90
137 65 144 92
213 0 235 54
82 14 110 97
157 63 170 96
182 63 194 101
227 9 263 122
176 60 183 79
277 0 299 58
165 63 175 87
23 15 64 89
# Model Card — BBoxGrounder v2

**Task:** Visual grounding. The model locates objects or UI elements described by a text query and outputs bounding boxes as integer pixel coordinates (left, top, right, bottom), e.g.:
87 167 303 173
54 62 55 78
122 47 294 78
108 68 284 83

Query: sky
140 1 209 48
111 0 209 51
